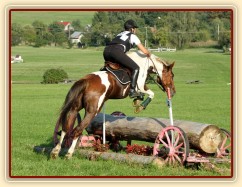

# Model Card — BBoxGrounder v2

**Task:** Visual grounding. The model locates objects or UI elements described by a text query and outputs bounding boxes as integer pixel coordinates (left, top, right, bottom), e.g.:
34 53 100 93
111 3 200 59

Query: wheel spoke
169 157 172 165
159 138 169 148
171 155 175 164
174 153 182 163
218 129 231 157
220 136 228 149
175 150 184 154
223 144 231 150
154 126 190 166
165 131 171 147
174 133 180 147
175 142 184 150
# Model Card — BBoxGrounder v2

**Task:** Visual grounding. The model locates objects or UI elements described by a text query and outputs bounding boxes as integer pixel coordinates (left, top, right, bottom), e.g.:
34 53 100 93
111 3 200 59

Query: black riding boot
129 69 140 98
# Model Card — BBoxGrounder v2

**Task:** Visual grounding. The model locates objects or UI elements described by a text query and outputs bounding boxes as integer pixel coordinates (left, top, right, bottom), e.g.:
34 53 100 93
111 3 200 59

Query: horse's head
149 55 176 98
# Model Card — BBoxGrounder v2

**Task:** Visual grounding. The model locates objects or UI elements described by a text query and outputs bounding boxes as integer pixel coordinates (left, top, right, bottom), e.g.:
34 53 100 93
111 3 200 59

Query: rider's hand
146 52 151 58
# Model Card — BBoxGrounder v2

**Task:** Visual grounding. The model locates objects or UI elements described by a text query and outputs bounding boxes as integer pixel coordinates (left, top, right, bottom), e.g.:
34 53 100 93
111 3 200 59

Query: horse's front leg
134 89 154 113
132 94 144 107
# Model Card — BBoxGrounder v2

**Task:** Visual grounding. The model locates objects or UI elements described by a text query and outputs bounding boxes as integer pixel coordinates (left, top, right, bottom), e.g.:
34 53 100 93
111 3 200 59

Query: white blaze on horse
50 51 175 159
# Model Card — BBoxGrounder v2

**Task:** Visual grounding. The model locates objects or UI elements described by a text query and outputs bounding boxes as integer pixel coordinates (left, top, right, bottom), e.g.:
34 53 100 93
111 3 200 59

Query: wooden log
33 146 165 168
86 113 223 154
78 150 165 168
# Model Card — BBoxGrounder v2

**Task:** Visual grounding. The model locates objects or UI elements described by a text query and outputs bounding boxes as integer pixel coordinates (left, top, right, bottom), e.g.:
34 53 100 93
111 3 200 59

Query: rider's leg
103 45 141 98
129 68 140 98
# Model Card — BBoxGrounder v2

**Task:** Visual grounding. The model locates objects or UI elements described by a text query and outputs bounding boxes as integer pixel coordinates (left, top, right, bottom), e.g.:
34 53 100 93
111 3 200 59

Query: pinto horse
50 51 175 159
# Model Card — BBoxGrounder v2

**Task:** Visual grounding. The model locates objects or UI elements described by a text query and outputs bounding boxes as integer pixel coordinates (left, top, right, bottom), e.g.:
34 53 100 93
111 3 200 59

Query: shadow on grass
33 137 70 160
204 50 224 53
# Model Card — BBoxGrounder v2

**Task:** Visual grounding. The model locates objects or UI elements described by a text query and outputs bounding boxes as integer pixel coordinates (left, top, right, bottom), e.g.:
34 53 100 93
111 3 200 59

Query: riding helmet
124 19 139 30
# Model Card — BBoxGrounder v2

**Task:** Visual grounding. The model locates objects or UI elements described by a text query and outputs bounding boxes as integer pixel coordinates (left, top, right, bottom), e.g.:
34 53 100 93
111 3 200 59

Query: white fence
149 47 176 52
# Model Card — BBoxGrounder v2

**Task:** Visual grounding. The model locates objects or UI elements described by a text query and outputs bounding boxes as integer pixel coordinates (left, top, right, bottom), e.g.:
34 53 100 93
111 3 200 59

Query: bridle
147 57 166 92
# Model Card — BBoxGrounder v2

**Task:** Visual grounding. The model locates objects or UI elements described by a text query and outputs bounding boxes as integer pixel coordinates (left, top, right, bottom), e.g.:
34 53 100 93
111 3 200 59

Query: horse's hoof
64 153 72 160
134 106 144 114
132 99 141 107
50 152 58 159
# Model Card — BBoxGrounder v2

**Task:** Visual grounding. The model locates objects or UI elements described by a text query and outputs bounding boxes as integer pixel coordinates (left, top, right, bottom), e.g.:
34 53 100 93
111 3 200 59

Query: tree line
11 11 231 49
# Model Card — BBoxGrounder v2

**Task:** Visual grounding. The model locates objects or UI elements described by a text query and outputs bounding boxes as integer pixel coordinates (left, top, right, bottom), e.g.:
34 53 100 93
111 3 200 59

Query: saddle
101 61 131 85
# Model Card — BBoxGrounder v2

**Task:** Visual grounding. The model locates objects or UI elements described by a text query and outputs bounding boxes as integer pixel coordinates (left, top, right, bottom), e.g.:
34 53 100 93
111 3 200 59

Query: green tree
11 23 23 46
22 25 36 45
72 19 83 31
141 12 168 27
48 22 68 46
155 27 169 47
218 32 231 48
210 17 223 40
90 11 146 46
165 12 198 48
192 29 211 42
90 12 110 45
32 20 47 30
32 20 48 47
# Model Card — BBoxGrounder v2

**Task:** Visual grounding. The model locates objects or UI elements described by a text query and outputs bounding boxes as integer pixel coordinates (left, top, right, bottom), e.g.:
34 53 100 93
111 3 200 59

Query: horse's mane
127 50 174 66
127 50 147 58
155 56 174 66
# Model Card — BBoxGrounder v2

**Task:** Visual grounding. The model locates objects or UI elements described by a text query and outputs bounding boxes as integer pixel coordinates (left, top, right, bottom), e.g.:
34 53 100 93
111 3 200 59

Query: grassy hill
11 10 95 26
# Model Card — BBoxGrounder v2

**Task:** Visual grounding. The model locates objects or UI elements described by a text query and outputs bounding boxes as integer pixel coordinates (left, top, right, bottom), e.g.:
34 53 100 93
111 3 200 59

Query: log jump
86 113 226 154
51 111 230 166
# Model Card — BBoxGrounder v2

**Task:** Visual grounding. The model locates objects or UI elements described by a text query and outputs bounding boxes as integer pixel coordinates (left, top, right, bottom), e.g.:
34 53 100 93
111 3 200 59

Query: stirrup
129 90 141 98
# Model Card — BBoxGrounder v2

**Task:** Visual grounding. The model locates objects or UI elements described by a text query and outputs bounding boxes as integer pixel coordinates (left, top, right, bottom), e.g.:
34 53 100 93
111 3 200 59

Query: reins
147 57 166 92
147 74 166 92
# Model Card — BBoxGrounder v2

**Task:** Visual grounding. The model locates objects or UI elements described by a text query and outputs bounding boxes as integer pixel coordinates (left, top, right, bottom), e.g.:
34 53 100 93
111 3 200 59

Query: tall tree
48 22 68 46
22 25 36 45
165 12 198 48
11 23 23 46
72 19 84 31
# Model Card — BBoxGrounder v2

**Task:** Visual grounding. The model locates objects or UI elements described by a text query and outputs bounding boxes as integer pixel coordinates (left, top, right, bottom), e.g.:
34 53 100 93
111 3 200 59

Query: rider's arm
131 34 151 57
137 43 151 57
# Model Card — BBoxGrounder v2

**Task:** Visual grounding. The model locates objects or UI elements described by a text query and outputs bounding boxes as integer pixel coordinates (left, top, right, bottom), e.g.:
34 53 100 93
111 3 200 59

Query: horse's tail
58 79 88 128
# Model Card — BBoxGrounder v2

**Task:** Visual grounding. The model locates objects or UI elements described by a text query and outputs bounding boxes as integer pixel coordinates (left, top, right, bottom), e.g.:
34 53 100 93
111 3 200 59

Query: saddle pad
105 67 131 85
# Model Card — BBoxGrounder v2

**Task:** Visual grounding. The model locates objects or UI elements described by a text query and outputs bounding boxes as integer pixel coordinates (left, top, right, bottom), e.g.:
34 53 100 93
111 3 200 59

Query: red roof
57 21 71 26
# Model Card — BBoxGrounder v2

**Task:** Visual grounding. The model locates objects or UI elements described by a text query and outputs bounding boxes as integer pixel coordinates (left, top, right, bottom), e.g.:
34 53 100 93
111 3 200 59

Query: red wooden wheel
216 128 231 158
153 126 190 165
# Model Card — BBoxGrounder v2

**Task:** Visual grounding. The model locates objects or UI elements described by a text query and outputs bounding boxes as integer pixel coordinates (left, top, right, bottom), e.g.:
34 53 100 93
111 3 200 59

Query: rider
103 19 151 98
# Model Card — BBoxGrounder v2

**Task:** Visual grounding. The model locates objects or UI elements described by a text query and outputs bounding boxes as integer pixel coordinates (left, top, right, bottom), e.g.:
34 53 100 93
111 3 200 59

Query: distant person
103 19 151 98
15 54 22 60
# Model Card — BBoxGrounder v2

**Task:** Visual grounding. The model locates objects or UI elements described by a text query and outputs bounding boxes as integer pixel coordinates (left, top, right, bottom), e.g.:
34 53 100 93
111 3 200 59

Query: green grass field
11 11 95 26
10 46 232 177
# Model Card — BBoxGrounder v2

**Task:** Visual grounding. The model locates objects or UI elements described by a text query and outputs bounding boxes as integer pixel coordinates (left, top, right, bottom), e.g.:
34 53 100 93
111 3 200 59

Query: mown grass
11 11 95 26
10 46 232 177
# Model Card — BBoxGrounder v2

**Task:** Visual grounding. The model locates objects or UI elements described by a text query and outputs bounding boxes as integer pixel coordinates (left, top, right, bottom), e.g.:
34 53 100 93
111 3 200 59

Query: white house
70 31 84 47
57 21 74 32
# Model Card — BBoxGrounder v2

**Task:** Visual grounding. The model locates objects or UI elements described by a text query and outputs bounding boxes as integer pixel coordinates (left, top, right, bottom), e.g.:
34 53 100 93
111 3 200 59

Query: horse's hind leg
50 130 66 159
50 111 77 159
65 112 96 159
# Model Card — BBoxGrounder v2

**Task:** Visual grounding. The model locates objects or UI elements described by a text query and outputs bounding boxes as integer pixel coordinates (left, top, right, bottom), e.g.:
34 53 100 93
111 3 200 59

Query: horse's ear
169 61 175 68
